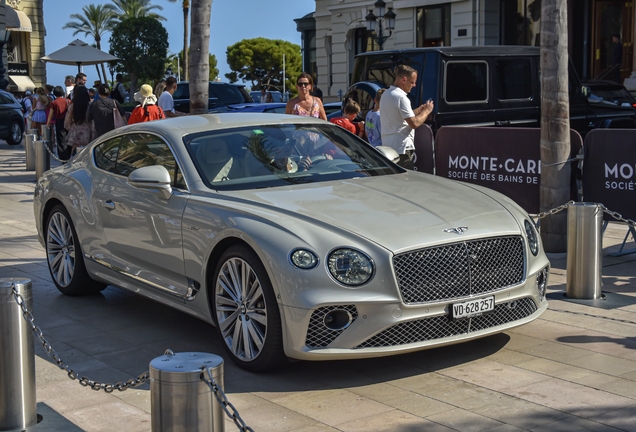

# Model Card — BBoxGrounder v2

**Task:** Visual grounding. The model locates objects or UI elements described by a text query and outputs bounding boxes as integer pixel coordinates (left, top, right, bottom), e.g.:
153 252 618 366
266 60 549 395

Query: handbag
113 105 127 128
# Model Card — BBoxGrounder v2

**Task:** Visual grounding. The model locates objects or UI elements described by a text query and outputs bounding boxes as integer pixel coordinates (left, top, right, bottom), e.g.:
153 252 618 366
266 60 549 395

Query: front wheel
6 120 23 145
45 205 106 296
212 245 286 372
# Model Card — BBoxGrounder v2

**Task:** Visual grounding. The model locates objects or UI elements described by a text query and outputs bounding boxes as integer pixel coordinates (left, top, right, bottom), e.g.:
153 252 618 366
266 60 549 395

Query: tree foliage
165 49 218 81
108 0 166 21
225 38 302 93
109 17 169 95
63 4 117 82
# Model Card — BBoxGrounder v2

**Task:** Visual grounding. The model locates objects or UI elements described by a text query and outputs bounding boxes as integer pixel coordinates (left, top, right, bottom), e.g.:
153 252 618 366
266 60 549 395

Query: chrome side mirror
128 165 173 199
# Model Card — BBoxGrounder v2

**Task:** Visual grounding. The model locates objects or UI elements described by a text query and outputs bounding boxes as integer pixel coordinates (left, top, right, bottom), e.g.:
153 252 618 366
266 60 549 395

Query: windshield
185 124 402 190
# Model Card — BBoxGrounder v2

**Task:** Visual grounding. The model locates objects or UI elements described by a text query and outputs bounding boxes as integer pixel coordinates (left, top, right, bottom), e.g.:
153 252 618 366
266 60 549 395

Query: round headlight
290 249 319 269
327 248 374 286
524 219 539 256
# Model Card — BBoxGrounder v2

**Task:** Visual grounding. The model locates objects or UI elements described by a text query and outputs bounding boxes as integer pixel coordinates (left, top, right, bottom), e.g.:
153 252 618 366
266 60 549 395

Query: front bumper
281 267 548 361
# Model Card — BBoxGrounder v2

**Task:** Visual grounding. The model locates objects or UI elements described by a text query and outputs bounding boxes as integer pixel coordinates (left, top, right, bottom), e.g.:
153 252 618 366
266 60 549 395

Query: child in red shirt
329 100 365 138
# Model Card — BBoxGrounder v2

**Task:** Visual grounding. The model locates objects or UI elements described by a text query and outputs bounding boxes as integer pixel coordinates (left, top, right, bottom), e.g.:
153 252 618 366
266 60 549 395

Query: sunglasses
297 82 311 87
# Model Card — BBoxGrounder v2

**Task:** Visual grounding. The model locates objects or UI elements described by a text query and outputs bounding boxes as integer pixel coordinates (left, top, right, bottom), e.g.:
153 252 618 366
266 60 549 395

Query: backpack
19 98 28 114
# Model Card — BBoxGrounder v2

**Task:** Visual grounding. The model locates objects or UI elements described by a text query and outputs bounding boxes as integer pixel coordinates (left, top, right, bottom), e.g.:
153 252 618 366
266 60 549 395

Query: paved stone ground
1 139 636 432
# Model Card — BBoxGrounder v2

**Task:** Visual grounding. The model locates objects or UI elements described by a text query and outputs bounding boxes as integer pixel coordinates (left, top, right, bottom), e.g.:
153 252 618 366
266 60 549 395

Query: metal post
150 351 224 432
40 125 52 151
34 139 50 181
0 278 37 431
24 133 36 171
566 202 603 299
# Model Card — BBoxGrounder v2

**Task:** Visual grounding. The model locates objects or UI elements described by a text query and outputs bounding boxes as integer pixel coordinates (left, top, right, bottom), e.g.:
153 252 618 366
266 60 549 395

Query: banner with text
435 127 582 214
582 129 636 222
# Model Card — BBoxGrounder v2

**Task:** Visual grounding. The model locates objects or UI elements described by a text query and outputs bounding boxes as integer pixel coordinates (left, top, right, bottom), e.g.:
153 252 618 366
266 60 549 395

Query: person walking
64 85 93 153
46 86 71 161
285 72 327 120
30 87 51 137
153 78 166 99
112 74 127 103
87 84 127 138
365 88 386 147
64 75 75 98
158 77 186 117
380 64 434 169
128 84 165 124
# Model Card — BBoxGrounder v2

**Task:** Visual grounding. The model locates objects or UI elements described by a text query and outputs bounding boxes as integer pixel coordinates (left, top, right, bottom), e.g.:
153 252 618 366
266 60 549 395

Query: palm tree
63 4 117 84
189 0 212 114
167 0 189 80
108 0 166 21
539 0 571 252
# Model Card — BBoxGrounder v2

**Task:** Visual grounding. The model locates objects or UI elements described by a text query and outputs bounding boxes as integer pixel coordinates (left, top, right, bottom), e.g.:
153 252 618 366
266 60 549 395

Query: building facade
1 0 45 93
298 0 636 102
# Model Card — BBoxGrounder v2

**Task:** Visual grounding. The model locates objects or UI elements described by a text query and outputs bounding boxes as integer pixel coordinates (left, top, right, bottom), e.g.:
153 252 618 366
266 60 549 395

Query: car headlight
327 248 374 286
290 249 319 269
524 219 539 256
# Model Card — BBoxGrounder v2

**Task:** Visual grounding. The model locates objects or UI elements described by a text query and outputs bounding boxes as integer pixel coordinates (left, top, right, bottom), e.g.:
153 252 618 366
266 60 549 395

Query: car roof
356 45 540 58
107 113 325 138
177 81 245 87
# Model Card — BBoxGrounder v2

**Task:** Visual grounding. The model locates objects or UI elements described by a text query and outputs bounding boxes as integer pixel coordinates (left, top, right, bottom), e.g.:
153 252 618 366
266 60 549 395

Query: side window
172 84 189 99
344 86 376 118
444 61 488 104
115 134 186 189
0 94 14 104
94 137 121 173
495 59 533 100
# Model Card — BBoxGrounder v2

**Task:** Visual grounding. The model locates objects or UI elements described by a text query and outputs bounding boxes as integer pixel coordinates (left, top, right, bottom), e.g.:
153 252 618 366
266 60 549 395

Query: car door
0 93 17 137
93 132 191 299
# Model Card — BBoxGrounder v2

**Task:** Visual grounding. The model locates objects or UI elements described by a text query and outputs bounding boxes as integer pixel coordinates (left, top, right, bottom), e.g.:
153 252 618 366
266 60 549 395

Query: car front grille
305 305 358 348
393 236 525 304
356 297 537 348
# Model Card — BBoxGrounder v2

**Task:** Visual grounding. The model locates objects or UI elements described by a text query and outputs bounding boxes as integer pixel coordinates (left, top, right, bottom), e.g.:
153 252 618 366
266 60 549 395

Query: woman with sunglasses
285 72 327 120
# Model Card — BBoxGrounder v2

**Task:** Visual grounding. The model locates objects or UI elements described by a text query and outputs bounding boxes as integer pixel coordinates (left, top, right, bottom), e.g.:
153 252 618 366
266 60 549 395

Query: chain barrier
600 204 636 228
201 366 255 432
10 283 149 392
533 201 636 229
541 154 583 167
40 139 71 164
534 201 575 220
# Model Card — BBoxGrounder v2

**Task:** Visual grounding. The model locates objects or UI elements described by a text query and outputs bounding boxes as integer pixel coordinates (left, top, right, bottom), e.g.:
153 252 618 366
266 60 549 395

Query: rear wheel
6 120 23 145
45 205 106 295
212 245 286 372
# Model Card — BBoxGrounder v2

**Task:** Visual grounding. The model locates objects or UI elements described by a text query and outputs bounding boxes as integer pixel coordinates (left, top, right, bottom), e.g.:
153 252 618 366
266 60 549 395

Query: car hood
226 173 522 253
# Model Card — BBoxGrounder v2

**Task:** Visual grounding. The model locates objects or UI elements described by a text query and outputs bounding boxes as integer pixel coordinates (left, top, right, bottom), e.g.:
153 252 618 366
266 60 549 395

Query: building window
500 0 541 46
417 4 451 47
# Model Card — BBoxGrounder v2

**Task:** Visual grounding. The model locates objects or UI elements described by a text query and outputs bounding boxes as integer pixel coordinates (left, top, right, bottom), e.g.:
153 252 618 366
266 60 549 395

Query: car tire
6 120 23 145
45 205 107 296
212 245 286 372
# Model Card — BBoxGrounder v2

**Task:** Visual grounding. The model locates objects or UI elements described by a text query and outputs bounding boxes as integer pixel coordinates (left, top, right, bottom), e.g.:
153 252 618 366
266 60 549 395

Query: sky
42 0 316 89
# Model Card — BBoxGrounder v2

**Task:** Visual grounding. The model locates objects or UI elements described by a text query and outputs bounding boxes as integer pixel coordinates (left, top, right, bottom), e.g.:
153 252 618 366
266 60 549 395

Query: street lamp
365 0 396 51
0 30 11 91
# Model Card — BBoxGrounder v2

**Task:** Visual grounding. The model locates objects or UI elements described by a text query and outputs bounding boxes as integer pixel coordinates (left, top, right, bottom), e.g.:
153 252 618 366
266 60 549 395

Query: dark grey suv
172 82 253 114
0 89 24 145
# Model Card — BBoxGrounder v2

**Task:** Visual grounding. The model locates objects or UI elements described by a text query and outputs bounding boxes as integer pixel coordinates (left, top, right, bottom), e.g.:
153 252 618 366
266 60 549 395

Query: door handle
102 200 115 210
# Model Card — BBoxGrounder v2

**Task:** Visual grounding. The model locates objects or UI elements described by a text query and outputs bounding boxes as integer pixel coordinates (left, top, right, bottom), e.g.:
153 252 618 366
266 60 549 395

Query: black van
172 82 254 114
345 46 636 135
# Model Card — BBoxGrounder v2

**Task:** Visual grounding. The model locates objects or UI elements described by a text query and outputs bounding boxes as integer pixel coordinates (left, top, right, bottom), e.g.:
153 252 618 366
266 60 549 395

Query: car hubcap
46 213 75 287
215 257 267 361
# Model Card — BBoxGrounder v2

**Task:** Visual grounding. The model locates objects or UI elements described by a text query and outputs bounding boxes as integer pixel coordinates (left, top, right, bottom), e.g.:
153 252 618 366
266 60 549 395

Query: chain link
40 139 72 164
201 366 254 432
600 204 636 228
10 283 149 392
534 201 575 220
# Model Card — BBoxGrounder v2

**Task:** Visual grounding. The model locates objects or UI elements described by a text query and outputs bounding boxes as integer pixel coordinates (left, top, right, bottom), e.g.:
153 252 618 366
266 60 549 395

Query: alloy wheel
11 122 21 144
215 257 267 362
46 212 76 287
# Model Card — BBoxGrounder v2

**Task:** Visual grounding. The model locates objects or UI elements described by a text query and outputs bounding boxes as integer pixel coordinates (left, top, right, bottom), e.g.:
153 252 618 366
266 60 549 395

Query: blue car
223 102 287 114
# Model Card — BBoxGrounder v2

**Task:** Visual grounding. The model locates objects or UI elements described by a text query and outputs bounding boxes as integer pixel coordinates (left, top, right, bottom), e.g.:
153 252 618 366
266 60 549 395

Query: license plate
451 296 495 319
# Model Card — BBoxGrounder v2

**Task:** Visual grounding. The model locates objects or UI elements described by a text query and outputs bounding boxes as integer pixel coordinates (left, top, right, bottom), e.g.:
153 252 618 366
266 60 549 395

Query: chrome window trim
91 131 191 192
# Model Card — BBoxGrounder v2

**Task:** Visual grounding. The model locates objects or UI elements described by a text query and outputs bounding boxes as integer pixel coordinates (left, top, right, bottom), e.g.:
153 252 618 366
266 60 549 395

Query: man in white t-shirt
158 77 186 117
380 64 434 169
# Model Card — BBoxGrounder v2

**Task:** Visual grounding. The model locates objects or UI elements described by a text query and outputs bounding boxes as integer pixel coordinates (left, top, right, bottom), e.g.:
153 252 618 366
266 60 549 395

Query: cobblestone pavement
1 140 635 432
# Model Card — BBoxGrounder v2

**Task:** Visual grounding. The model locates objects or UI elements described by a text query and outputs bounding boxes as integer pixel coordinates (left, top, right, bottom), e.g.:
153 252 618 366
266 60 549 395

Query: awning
6 7 33 32
9 75 35 92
